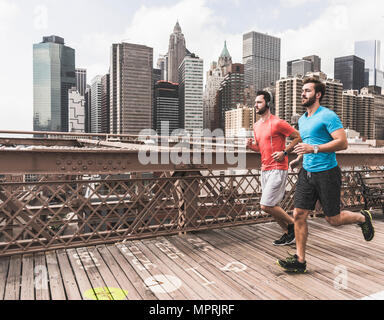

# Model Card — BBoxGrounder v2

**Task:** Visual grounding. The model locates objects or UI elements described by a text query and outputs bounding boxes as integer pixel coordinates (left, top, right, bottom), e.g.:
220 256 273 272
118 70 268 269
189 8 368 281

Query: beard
302 95 317 108
256 106 268 115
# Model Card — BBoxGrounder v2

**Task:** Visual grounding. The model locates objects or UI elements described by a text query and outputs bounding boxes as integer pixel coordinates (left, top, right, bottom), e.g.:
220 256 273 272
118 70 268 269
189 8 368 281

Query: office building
76 68 87 96
110 42 153 135
157 55 167 81
276 72 342 124
334 55 365 90
33 35 76 132
287 55 321 77
153 81 179 133
101 74 110 134
178 53 204 135
91 75 102 133
203 42 232 130
243 31 280 90
68 87 85 133
355 40 383 87
225 104 255 137
168 21 187 83
84 85 91 133
214 63 245 130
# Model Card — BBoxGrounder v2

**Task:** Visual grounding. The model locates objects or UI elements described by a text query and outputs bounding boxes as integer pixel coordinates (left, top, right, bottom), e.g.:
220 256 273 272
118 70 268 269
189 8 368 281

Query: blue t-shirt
298 106 344 172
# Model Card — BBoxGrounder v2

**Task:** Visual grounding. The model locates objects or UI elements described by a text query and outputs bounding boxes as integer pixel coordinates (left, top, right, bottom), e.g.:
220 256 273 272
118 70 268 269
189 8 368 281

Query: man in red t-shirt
247 91 301 246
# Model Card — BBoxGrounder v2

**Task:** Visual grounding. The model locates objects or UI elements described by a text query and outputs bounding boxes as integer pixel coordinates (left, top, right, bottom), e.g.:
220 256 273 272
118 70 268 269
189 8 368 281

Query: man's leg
294 208 310 263
261 205 294 233
317 166 374 241
325 210 365 226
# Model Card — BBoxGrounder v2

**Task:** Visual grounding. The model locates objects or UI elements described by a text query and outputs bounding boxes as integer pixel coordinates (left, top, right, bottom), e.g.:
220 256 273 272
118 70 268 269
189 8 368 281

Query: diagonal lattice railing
0 167 382 256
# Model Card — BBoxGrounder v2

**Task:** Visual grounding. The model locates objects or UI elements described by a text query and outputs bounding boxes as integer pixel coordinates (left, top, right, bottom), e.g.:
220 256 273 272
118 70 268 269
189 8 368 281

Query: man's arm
272 129 301 162
293 128 348 155
246 139 259 152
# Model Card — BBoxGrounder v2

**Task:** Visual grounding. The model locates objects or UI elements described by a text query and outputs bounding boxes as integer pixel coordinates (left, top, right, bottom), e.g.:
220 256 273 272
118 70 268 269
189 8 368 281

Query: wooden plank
245 221 384 297
96 245 143 300
66 248 94 300
167 235 256 299
199 229 317 299
56 249 81 300
0 256 10 300
86 245 132 300
106 245 157 300
135 239 203 300
224 225 356 299
196 230 311 300
256 223 384 298
45 251 67 300
20 254 34 300
181 232 285 299
129 240 188 300
114 242 173 300
146 237 225 300
34 252 50 300
164 236 243 300
74 247 107 300
4 255 21 300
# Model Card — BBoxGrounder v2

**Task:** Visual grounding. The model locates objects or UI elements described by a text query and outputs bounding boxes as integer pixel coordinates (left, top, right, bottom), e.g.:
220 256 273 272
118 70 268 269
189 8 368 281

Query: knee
261 205 272 213
293 209 308 222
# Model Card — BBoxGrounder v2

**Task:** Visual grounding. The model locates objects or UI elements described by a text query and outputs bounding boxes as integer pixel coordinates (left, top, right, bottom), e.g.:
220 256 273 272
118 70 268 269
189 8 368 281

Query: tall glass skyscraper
334 55 365 90
33 35 76 132
354 40 383 88
243 31 280 91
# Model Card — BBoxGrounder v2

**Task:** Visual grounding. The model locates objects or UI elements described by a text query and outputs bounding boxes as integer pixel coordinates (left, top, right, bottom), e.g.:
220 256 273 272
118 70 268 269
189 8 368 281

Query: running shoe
276 253 307 273
273 233 288 246
359 209 375 241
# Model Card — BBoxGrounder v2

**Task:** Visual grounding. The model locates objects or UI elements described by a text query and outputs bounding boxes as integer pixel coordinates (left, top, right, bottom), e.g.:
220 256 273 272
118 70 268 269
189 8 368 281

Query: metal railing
0 132 383 257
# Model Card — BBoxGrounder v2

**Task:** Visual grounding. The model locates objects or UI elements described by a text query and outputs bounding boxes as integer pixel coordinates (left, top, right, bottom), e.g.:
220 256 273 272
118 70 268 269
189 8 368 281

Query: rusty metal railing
0 132 383 257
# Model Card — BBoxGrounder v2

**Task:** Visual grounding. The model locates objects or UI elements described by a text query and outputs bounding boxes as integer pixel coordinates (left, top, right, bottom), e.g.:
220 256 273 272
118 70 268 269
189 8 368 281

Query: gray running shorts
260 170 288 207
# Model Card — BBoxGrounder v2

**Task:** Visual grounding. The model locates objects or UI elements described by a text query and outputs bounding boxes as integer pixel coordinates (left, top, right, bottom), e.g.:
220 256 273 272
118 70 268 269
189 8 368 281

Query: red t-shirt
252 115 295 171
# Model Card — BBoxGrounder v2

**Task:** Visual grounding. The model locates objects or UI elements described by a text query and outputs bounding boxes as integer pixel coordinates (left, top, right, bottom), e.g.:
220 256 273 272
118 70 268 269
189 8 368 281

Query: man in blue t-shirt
276 77 375 273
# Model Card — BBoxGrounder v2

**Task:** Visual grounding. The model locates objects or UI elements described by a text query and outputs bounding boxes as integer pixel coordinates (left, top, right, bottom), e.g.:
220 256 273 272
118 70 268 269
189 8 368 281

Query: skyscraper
110 42 153 135
203 42 233 130
91 75 102 133
355 40 383 88
76 68 87 96
287 55 321 77
214 63 245 130
157 55 167 81
243 31 280 91
168 21 187 83
178 53 204 135
334 55 365 90
276 72 343 124
101 74 110 134
68 87 85 133
153 81 179 133
33 35 76 132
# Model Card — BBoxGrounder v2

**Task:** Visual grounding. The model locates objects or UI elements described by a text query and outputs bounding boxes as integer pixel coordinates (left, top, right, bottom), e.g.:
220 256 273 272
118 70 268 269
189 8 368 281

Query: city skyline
1 0 384 131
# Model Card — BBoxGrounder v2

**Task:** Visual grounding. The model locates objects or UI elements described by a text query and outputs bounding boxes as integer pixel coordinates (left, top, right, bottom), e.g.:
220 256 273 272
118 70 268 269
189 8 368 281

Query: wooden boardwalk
1 215 384 300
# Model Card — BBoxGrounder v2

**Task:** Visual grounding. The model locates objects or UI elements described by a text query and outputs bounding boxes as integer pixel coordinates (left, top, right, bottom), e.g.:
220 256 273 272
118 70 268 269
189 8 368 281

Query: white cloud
280 0 321 7
278 0 384 77
81 0 239 82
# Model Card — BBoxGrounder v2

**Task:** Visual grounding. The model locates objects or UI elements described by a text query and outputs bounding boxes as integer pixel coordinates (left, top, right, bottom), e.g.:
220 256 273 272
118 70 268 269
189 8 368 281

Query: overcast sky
1 0 383 131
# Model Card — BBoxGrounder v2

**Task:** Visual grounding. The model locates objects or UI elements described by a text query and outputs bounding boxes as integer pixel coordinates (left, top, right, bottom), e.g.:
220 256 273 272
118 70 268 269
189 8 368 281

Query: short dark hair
256 90 271 104
303 77 326 102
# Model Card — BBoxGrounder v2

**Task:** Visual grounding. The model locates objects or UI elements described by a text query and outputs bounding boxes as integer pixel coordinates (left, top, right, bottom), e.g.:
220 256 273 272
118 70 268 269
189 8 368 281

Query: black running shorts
294 166 341 217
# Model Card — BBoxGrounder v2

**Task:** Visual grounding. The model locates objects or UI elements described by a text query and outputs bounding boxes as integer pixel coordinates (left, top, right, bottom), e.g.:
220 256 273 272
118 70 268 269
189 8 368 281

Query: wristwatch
283 150 288 157
313 145 319 154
